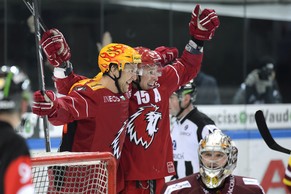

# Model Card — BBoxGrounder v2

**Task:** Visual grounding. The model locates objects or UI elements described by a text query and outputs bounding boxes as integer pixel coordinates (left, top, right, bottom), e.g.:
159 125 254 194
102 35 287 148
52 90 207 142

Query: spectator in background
195 71 221 104
233 56 282 104
161 130 265 194
0 65 34 194
169 80 218 180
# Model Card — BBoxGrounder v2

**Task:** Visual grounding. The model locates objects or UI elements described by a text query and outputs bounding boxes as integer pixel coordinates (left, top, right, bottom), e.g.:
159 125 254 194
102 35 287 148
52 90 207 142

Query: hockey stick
30 0 51 152
22 0 47 31
255 110 291 155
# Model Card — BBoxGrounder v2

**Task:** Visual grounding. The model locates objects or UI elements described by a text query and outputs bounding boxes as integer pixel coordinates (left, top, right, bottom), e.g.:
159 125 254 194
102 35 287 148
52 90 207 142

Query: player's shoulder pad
69 72 105 93
163 180 191 194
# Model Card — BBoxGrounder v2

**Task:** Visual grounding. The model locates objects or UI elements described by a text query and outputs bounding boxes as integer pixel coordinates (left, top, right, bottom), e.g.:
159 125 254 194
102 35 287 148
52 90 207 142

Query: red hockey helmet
134 47 162 77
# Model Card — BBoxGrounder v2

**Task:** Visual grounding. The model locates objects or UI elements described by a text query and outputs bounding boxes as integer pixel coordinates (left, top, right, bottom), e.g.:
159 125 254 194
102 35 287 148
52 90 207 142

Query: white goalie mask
198 130 238 189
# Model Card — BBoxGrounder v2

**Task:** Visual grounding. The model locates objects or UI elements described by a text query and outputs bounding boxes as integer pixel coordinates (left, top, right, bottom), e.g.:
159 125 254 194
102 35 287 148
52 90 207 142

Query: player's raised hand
32 90 58 117
189 4 220 40
40 28 71 67
154 46 178 66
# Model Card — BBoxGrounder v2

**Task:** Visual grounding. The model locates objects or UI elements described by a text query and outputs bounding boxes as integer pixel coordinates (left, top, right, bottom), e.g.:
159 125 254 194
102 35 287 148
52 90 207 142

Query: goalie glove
40 28 71 67
154 46 178 66
189 4 220 41
32 90 58 117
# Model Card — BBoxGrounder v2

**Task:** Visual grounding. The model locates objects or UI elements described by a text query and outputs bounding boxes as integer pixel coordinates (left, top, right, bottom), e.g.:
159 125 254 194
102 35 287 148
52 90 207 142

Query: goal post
31 152 116 194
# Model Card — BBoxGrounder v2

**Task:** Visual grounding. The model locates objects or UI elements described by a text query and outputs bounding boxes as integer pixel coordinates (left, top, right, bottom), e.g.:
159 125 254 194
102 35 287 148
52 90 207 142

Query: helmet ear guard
198 130 238 189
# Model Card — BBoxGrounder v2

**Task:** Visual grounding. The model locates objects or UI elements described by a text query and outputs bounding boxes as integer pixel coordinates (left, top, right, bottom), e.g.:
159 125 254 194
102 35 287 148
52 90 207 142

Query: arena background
1 1 291 193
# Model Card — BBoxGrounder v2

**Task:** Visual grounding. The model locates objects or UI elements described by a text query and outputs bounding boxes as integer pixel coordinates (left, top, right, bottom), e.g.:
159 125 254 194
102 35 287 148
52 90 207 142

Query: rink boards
27 104 291 194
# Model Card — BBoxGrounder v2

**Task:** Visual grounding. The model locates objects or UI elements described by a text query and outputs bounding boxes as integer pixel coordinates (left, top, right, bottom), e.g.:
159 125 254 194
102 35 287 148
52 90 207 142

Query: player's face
118 63 138 93
169 93 180 116
200 150 228 169
138 65 161 90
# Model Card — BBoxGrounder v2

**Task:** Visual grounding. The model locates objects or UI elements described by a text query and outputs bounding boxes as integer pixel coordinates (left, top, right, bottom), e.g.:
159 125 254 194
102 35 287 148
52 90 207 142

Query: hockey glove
154 46 179 66
32 90 58 117
189 4 220 41
40 28 71 67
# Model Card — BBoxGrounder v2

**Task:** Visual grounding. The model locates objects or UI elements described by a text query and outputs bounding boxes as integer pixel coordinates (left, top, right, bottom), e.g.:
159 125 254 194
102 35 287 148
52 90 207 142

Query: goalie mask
98 43 141 73
198 130 238 189
0 65 31 112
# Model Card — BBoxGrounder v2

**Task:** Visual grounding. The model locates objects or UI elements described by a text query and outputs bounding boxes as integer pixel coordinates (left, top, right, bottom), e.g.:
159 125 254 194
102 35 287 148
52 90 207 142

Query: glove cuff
53 61 73 78
185 40 203 54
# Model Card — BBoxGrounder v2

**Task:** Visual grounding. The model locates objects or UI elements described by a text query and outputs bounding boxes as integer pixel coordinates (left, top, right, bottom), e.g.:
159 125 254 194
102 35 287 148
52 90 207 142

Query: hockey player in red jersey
32 41 141 192
34 4 219 193
120 5 219 194
161 130 266 194
0 65 34 194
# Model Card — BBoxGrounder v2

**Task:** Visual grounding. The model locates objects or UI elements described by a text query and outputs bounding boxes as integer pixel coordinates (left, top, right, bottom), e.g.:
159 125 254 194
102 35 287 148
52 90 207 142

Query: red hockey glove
154 46 179 66
32 90 58 117
189 4 220 41
40 28 71 67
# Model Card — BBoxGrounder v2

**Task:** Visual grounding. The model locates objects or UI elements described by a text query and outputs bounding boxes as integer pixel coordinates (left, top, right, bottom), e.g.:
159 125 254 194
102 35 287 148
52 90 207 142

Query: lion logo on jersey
111 121 127 159
127 104 162 149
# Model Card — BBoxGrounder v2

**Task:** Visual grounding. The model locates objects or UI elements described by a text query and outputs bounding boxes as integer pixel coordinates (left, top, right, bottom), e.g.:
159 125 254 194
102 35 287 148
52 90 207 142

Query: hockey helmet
175 79 197 103
198 130 238 189
135 47 162 77
98 43 141 73
0 65 31 111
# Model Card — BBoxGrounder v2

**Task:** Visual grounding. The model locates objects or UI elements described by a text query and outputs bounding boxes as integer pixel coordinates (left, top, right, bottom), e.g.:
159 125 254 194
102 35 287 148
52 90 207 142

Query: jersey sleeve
48 86 101 125
54 72 87 95
159 48 203 95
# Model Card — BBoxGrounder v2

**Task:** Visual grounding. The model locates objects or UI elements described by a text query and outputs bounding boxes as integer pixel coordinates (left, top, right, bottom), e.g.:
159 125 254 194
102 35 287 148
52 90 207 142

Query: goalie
161 130 266 194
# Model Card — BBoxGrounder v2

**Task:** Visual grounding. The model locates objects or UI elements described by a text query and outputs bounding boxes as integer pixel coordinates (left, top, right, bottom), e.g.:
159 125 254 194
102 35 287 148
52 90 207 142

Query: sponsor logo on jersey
164 181 191 194
127 104 161 149
103 95 121 103
167 161 175 173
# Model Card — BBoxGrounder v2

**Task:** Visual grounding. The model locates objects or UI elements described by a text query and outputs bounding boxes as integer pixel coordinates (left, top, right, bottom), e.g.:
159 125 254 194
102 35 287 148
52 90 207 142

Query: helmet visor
137 64 162 77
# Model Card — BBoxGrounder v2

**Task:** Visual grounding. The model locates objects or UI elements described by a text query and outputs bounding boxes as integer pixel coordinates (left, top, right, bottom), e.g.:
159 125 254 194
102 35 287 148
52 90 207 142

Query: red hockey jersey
121 50 203 180
161 173 265 194
50 78 130 160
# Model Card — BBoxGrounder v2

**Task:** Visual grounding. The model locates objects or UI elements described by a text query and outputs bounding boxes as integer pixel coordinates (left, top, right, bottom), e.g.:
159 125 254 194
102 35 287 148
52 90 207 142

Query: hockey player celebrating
120 5 219 193
169 80 218 180
161 130 266 194
32 42 141 192
0 65 34 194
34 4 219 193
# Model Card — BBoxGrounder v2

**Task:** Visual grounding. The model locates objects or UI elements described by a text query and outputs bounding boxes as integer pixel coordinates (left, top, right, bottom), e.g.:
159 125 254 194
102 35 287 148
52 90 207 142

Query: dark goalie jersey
162 173 265 194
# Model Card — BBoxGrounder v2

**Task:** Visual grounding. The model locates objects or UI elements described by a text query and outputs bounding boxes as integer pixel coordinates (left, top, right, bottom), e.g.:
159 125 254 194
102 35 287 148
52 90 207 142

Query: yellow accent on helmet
98 43 141 73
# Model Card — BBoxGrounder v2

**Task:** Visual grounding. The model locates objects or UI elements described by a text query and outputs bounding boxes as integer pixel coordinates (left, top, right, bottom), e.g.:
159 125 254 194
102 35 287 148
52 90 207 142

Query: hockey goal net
31 152 116 194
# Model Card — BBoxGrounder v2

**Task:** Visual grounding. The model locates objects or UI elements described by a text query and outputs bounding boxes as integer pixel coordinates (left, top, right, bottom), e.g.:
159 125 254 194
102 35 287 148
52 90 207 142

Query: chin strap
105 70 123 94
